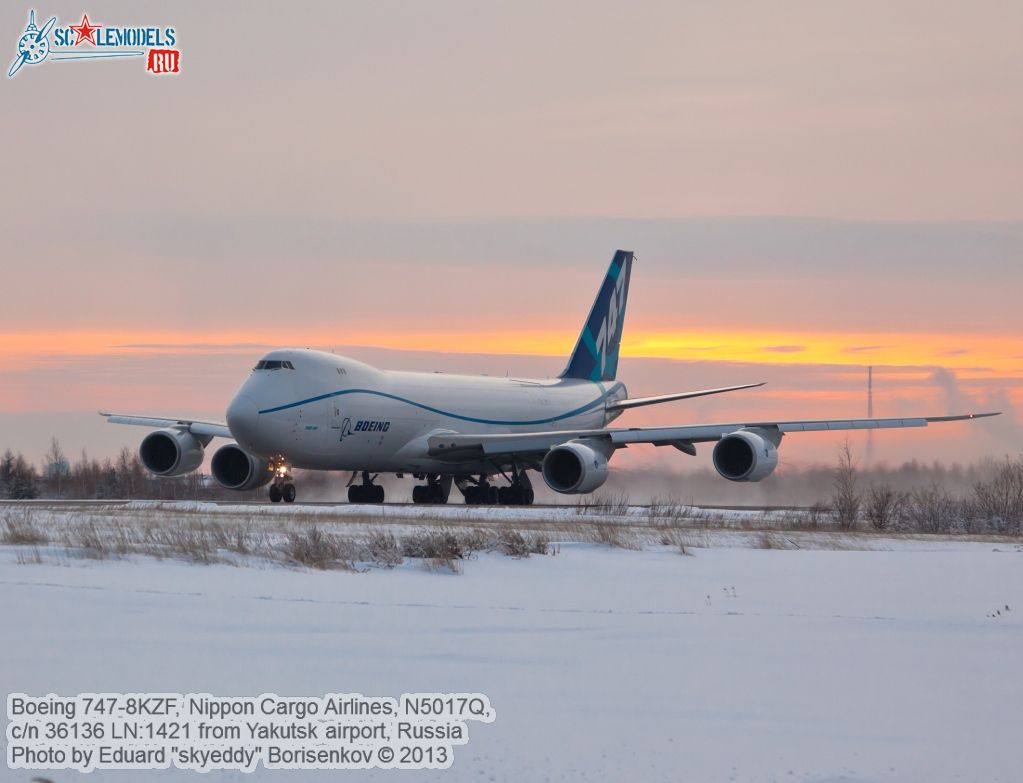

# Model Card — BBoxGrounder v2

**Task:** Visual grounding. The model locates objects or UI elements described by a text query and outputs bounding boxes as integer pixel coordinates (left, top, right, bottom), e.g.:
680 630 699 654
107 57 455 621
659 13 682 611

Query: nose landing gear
269 460 296 503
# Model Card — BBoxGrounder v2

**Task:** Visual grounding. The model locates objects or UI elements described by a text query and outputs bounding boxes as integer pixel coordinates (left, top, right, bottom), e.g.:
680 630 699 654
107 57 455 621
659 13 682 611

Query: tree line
0 438 251 501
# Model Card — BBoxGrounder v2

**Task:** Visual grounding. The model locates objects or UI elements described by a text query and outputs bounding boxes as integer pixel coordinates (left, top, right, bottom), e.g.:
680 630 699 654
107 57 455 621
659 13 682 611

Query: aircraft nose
226 392 259 439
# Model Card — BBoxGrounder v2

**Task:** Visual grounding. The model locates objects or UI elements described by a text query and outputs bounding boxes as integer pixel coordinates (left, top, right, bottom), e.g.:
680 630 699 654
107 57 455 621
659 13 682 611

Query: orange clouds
3 327 1022 377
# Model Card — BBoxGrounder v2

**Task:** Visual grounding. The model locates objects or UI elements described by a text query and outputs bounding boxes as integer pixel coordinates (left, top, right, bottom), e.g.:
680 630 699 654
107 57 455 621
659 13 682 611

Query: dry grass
577 490 631 517
1 508 566 574
496 529 551 557
576 520 640 550
654 525 696 555
1 509 47 545
4 499 1021 572
286 527 359 570
16 546 43 565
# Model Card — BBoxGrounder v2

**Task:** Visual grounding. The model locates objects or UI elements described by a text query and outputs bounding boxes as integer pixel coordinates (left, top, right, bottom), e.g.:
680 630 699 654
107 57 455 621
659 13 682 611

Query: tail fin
560 250 634 382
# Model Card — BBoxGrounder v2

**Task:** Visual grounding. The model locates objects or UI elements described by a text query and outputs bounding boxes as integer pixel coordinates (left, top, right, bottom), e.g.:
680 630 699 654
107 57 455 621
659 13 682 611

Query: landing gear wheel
464 484 497 505
269 485 282 503
495 470 534 505
413 477 450 504
514 470 534 505
282 483 296 503
520 484 535 505
348 481 385 504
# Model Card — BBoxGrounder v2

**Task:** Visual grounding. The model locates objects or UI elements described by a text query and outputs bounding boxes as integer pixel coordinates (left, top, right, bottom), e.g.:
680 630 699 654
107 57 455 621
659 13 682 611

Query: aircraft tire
269 485 282 503
282 483 296 503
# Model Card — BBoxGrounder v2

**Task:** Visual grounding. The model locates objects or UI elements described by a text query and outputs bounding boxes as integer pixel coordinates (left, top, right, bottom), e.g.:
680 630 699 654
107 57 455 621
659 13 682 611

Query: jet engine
542 441 610 494
712 429 779 482
211 443 273 491
139 428 205 477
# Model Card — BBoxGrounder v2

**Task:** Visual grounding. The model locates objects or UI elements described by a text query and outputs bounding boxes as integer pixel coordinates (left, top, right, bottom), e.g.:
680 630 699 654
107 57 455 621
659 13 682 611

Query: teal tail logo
560 250 634 382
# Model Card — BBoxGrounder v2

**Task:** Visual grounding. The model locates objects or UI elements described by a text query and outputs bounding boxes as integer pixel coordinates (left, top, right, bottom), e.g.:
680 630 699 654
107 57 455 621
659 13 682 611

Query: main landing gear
412 475 451 504
460 469 534 506
268 461 296 503
348 471 385 504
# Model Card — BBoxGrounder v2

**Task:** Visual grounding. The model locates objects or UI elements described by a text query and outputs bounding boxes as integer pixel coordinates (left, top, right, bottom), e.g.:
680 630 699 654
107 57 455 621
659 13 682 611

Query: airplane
102 250 998 505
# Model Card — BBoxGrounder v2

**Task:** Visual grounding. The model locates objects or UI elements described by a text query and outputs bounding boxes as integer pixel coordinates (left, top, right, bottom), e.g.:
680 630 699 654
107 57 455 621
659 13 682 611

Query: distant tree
0 449 13 495
6 451 39 499
114 447 147 498
831 439 861 530
44 436 69 497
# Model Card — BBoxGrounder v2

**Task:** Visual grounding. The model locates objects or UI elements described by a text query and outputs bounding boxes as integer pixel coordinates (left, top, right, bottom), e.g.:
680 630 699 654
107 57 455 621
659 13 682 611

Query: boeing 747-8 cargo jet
103 251 996 504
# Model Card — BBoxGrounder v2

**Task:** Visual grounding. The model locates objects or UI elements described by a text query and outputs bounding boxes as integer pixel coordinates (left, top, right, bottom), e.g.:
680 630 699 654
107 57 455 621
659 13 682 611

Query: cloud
115 343 276 351
928 367 1023 451
935 348 971 357
842 345 891 354
762 345 806 353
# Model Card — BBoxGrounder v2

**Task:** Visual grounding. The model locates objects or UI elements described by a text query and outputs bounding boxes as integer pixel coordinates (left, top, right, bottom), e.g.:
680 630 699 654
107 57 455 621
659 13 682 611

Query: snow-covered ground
2 531 1021 782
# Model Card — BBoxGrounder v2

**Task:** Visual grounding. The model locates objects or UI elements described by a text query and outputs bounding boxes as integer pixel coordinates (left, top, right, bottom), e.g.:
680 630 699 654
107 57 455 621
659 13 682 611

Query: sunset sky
3 1 1021 470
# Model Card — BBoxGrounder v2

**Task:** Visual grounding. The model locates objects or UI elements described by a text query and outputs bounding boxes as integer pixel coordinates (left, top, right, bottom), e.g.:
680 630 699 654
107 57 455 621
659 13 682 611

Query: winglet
924 412 1001 422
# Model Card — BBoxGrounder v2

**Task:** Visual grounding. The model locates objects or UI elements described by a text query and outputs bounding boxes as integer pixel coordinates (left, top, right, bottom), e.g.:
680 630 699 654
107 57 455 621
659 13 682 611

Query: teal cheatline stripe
257 386 619 426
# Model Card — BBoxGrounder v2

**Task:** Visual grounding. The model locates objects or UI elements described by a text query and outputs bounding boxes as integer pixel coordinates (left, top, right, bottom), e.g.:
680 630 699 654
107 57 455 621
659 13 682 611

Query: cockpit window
253 360 295 371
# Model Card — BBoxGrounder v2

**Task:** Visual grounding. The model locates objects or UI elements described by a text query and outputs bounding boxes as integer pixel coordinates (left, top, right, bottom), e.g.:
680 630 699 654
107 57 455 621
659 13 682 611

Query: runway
0 499 813 512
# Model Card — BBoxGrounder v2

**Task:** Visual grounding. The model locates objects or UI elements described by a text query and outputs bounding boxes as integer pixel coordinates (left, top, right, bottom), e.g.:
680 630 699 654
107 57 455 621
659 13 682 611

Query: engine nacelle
139 428 205 477
712 429 779 482
542 441 610 494
211 443 273 491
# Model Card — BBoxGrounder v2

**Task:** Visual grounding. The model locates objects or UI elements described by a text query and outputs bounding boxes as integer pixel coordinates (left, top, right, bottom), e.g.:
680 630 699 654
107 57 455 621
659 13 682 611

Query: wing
426 412 1000 462
99 412 232 439
605 382 765 412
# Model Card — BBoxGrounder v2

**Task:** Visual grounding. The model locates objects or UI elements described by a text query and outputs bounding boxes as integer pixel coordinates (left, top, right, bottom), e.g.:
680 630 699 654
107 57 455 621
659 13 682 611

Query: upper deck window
253 360 294 371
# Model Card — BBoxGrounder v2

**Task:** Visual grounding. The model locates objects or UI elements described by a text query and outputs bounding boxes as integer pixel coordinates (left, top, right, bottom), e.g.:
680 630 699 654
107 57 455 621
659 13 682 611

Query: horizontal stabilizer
606 382 765 412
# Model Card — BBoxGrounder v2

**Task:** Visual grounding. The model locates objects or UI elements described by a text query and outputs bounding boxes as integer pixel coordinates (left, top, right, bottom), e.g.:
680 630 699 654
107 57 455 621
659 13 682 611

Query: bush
904 483 962 534
865 484 904 532
972 458 1023 535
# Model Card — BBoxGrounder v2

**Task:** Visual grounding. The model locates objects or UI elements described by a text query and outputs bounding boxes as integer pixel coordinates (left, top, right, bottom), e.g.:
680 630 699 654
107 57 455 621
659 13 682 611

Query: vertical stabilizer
560 250 634 382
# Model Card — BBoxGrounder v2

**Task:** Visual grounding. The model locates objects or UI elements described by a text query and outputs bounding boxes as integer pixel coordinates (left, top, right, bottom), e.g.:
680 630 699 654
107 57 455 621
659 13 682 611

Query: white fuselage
226 349 627 474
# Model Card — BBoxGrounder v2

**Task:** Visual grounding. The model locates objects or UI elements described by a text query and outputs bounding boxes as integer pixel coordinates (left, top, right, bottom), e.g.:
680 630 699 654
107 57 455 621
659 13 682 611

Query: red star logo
70 13 101 46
